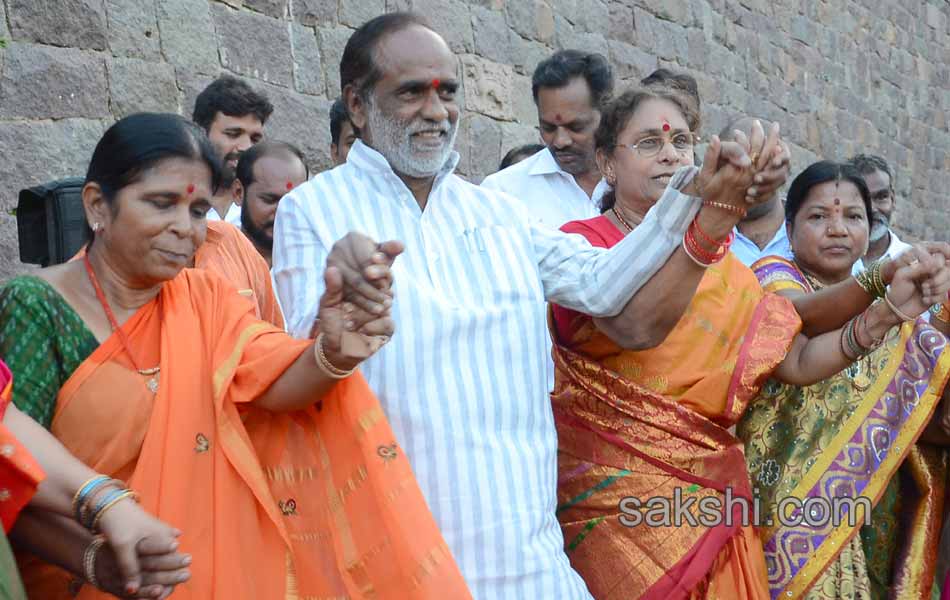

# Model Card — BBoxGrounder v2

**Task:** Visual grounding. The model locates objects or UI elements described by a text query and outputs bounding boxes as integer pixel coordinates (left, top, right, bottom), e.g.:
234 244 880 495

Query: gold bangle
91 490 138 531
883 293 915 322
870 261 887 298
314 333 355 379
931 303 950 324
83 535 107 589
702 200 747 218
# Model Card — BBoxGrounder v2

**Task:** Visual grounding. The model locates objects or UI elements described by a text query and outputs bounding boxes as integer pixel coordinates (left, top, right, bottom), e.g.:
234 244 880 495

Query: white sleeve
534 166 701 317
272 191 327 339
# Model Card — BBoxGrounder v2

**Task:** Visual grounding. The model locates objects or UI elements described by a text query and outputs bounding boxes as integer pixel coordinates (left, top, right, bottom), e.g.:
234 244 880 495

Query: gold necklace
611 207 641 232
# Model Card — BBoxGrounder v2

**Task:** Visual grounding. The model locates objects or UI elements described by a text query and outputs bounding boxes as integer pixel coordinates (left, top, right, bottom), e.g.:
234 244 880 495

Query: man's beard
869 211 891 243
241 206 273 252
364 96 458 178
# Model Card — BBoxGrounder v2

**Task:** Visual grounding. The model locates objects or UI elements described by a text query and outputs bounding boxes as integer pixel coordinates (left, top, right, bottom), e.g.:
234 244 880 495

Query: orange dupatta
551 217 800 600
19 269 468 599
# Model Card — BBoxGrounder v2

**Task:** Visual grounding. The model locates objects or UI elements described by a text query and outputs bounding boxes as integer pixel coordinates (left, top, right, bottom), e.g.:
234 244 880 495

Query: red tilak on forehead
555 113 562 122
286 182 294 191
186 183 195 194
431 78 441 89
662 121 671 132
834 198 840 206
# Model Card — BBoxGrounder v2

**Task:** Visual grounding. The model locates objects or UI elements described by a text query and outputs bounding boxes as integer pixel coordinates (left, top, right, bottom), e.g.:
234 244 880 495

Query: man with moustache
232 141 309 266
480 50 612 228
272 12 787 598
192 75 273 224
849 154 911 267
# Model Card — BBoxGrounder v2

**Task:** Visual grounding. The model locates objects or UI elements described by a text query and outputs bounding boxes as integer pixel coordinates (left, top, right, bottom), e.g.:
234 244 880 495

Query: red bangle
691 216 730 248
684 221 732 265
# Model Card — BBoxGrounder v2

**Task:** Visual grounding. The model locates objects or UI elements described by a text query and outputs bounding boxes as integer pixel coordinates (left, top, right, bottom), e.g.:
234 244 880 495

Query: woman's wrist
866 300 902 336
694 205 740 242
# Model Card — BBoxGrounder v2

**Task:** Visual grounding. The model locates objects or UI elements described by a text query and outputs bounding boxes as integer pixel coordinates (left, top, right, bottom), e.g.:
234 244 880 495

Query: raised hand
887 252 950 320
316 264 395 372
324 232 404 316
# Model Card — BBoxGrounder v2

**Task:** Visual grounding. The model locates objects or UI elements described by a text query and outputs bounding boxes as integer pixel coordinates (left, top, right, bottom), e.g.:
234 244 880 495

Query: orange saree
192 220 284 329
18 269 468 599
550 216 801 600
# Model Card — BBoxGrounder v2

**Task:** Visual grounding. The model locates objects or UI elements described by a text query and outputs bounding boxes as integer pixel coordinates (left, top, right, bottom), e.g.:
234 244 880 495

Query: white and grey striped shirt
272 140 699 599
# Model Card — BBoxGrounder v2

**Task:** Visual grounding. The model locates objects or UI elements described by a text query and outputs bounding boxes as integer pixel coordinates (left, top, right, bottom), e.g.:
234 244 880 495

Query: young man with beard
480 50 612 228
850 154 911 267
232 141 309 266
272 12 788 598
192 75 273 224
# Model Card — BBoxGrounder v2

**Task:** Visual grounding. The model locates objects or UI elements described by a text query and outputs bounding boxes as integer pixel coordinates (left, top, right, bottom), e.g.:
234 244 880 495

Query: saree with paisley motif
0 270 469 600
550 216 802 599
738 256 950 600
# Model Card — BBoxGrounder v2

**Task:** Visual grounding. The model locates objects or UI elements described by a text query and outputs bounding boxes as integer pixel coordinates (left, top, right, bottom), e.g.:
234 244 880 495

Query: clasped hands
312 235 405 370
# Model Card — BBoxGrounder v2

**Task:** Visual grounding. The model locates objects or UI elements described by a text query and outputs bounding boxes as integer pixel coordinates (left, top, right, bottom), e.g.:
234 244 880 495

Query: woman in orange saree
549 90 944 600
0 113 469 600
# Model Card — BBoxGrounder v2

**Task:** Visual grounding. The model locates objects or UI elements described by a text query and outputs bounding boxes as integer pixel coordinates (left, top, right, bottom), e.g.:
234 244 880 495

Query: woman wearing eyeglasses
548 86 950 599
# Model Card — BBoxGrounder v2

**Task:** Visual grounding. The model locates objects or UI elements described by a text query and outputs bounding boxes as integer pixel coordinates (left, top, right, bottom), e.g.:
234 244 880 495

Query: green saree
739 257 950 600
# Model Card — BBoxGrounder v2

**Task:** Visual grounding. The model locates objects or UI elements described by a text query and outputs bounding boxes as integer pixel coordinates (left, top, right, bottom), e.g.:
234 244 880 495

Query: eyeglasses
617 132 700 158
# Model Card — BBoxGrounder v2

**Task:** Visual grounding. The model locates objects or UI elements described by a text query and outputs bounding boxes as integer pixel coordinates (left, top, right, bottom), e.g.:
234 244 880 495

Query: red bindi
555 113 562 122
662 122 671 132
834 198 841 206
286 182 294 191
186 183 195 194
431 78 440 89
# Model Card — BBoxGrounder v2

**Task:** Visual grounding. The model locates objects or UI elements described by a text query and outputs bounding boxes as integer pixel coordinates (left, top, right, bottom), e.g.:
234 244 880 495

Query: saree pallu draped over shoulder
551 249 802 600
17 269 469 600
739 256 950 600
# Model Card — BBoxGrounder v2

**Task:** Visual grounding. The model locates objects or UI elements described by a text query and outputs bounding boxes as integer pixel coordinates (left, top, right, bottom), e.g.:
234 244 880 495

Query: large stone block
0 43 109 119
607 40 656 80
638 0 691 24
0 214 36 280
317 26 353 98
157 0 219 74
178 70 216 119
0 1 8 39
292 0 338 27
106 0 161 59
339 0 385 28
0 118 109 212
7 0 108 50
414 0 474 53
461 112 503 182
608 2 635 44
473 6 512 64
108 57 179 117
213 4 294 87
262 85 334 172
508 32 551 76
291 24 323 95
499 121 540 161
244 0 288 19
460 54 513 120
510 72 537 125
573 0 609 34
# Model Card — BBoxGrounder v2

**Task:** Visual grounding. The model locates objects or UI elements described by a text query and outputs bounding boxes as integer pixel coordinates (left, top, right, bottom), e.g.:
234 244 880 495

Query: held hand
884 243 950 305
95 536 191 599
887 254 948 320
325 232 404 315
316 266 395 372
692 136 755 215
95 500 185 597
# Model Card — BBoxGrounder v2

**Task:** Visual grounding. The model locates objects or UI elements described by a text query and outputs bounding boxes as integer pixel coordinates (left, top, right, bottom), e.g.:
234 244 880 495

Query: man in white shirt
273 12 778 599
850 154 912 268
481 50 613 228
192 75 273 224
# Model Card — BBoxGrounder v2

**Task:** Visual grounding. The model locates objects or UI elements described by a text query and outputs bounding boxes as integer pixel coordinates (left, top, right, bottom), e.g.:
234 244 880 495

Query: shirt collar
346 139 460 186
528 147 562 176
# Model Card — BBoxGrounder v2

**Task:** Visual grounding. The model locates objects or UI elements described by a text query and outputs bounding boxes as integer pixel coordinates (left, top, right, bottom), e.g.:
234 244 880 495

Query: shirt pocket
436 224 543 307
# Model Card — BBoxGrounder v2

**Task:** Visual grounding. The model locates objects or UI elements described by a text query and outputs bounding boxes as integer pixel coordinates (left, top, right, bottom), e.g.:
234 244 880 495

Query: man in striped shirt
273 12 781 599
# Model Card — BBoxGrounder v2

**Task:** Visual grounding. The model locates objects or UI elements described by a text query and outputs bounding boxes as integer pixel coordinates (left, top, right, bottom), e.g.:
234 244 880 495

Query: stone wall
0 0 948 277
